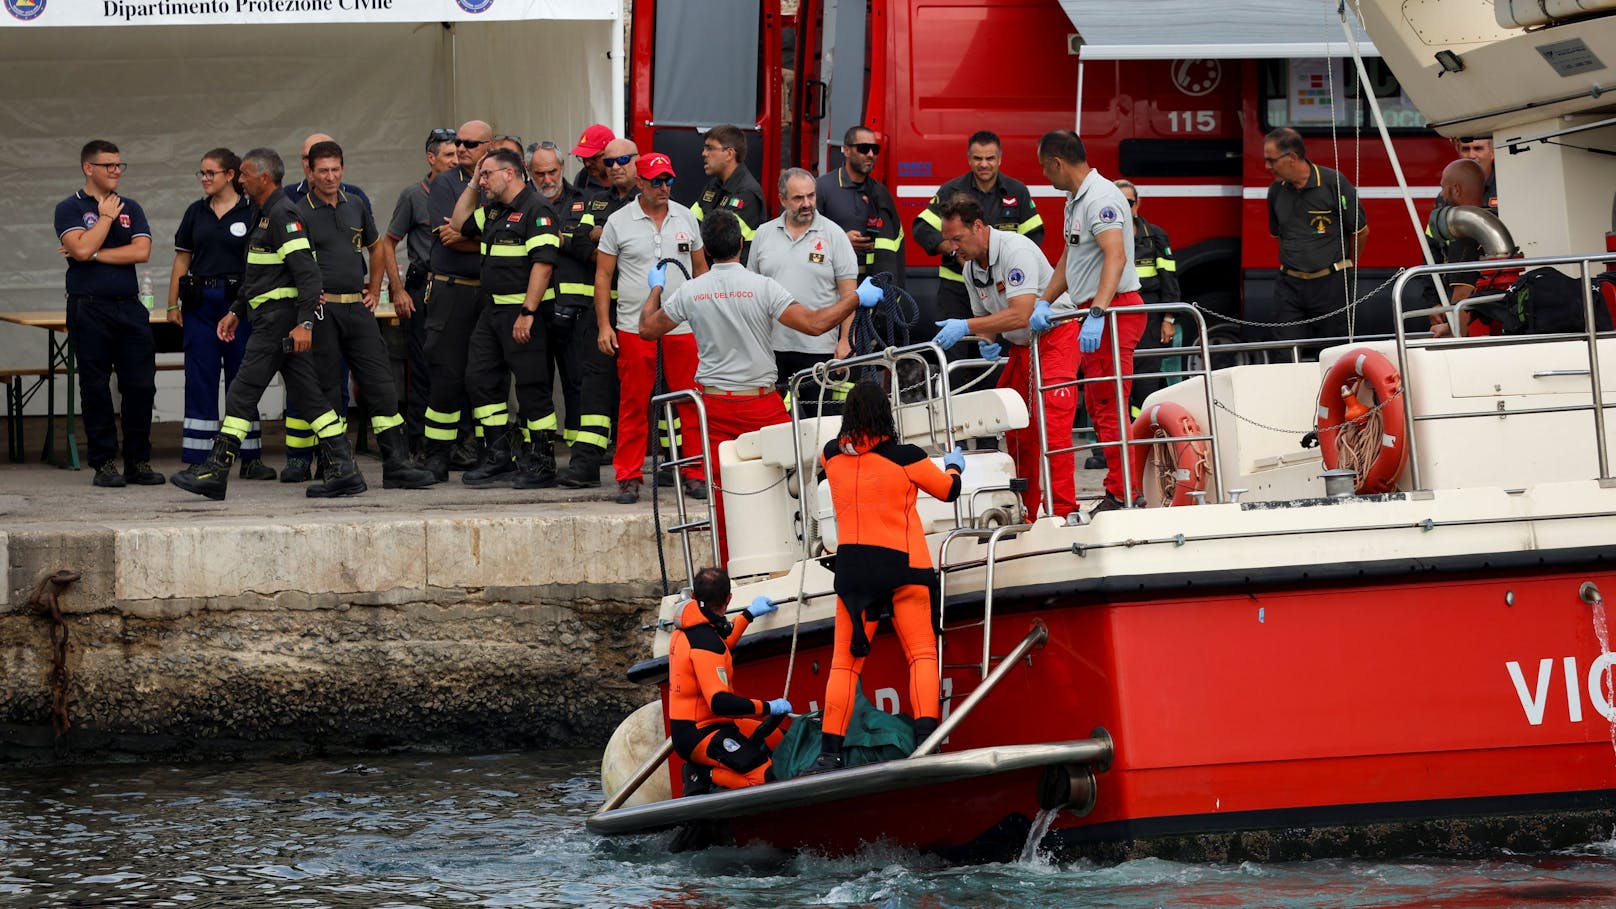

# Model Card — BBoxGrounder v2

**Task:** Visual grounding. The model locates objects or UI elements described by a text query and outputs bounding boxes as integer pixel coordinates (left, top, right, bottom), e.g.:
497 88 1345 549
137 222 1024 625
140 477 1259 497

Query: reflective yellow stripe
277 237 310 256
525 413 558 432
873 228 903 253
248 286 297 308
562 428 578 444
371 413 404 434
937 268 965 284
473 403 507 420
580 213 596 227
424 425 459 441
526 233 560 251
486 245 530 257
558 282 594 297
492 293 527 306
426 407 459 424
1017 213 1044 235
221 415 252 440
542 288 557 302
580 414 611 428
1157 257 1177 272
738 220 755 242
917 207 942 229
573 429 610 450
474 209 487 231
247 250 283 265
1136 264 1158 278
691 202 705 220
310 410 341 433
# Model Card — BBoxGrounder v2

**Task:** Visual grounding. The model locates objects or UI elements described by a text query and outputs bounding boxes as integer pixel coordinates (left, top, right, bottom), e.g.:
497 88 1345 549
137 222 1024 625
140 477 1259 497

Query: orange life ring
1126 401 1209 507
1316 347 1409 494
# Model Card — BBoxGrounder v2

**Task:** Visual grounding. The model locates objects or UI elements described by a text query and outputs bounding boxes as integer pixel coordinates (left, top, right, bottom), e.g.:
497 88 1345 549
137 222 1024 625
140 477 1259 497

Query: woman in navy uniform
167 148 276 480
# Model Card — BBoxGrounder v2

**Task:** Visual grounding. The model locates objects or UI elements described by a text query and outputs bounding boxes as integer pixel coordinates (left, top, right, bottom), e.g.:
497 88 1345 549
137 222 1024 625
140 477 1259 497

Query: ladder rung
657 454 705 469
666 519 711 533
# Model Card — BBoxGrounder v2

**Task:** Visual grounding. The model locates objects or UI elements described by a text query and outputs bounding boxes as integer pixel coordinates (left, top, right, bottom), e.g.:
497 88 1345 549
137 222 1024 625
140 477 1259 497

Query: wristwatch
300 320 314 331
520 308 537 318
1088 305 1108 320
1162 314 1177 325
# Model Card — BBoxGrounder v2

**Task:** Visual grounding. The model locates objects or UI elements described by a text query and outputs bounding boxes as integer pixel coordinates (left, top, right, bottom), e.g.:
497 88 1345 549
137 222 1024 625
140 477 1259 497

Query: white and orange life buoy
1127 401 1209 507
1316 347 1409 494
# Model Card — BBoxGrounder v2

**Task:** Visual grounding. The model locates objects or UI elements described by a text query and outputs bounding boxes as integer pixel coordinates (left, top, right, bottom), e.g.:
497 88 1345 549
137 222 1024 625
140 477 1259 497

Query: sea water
2 751 1615 909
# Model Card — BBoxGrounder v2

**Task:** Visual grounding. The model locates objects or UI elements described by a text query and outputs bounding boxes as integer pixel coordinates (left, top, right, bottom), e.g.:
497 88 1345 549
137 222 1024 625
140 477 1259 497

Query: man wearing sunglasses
913 130 1042 346
379 127 459 455
692 125 766 259
569 123 615 195
420 119 495 481
587 138 640 244
815 125 905 283
593 152 709 505
55 138 161 488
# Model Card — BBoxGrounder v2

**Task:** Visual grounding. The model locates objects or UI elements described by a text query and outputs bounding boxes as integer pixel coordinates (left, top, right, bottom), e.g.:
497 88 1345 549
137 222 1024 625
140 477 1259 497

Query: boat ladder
935 523 1034 678
648 388 719 589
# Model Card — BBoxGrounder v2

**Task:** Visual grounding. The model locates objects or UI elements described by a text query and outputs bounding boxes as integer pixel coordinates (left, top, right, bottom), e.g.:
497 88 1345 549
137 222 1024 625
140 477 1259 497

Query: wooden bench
3 362 184 463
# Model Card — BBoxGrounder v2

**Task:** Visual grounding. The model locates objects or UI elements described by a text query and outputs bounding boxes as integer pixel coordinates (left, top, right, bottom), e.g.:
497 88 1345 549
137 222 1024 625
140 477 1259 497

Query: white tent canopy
1060 0 1378 60
0 0 622 391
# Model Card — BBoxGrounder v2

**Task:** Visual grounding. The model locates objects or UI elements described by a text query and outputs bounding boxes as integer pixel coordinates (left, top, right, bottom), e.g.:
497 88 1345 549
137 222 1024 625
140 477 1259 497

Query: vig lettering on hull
1507 655 1616 725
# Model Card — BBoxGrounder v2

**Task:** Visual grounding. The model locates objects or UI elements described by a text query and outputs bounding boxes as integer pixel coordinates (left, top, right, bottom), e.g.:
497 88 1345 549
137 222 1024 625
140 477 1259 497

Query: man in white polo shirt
748 167 859 413
1033 129 1145 514
928 196 1080 519
641 208 881 564
594 152 708 504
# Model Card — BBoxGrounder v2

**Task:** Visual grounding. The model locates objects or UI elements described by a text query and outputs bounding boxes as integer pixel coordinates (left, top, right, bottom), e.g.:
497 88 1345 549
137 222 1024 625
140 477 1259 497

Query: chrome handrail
649 388 716 586
1390 251 1616 489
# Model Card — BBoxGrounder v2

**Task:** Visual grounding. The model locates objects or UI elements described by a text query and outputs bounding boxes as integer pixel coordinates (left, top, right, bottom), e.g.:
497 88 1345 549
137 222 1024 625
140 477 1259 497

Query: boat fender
1125 400 1209 507
600 701 674 808
1315 347 1409 495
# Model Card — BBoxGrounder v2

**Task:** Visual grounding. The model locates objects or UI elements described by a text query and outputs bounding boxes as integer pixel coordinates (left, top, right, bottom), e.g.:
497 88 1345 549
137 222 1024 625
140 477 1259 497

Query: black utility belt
178 274 242 313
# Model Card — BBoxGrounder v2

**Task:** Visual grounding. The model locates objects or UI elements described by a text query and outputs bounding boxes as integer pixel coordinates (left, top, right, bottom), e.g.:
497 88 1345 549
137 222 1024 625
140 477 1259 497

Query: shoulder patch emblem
287 221 302 233
82 213 98 229
1002 196 1018 207
507 211 524 222
258 217 270 230
571 201 585 211
1098 206 1119 223
728 198 744 209
1007 267 1025 287
118 213 131 228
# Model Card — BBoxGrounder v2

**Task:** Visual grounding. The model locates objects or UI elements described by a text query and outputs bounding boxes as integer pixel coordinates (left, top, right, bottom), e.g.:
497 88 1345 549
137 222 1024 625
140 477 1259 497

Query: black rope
847 272 921 382
651 257 694 596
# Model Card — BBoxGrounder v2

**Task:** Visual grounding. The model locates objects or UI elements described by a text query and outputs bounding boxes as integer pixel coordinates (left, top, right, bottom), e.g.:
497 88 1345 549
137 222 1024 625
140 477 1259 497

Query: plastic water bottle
139 270 155 310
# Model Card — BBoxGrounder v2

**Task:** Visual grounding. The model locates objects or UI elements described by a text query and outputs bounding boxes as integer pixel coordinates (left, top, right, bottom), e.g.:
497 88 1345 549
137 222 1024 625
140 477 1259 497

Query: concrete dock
1 416 1107 765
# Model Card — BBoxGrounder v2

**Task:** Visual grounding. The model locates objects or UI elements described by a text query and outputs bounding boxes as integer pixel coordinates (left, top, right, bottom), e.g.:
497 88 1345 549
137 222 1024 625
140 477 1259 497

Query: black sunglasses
429 127 456 141
604 154 636 167
648 176 675 188
527 140 559 154
454 138 486 149
851 143 880 155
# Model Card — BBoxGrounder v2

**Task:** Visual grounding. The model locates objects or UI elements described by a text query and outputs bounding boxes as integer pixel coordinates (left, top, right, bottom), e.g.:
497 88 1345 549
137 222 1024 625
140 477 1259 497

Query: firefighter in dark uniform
173 148 360 500
668 566 790 794
1116 180 1181 413
691 124 767 258
298 141 437 491
912 130 1044 341
815 124 905 284
454 148 564 488
530 144 613 489
1263 127 1369 350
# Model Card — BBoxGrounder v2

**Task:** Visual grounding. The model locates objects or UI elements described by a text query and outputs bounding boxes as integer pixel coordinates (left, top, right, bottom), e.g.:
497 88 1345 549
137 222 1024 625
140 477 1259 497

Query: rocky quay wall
0 511 688 765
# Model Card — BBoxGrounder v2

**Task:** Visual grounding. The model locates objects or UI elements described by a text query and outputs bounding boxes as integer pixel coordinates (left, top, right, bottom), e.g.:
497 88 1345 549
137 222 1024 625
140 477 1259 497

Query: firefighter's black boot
377 425 438 489
512 430 558 489
306 435 368 498
170 435 240 501
556 442 604 488
462 428 515 486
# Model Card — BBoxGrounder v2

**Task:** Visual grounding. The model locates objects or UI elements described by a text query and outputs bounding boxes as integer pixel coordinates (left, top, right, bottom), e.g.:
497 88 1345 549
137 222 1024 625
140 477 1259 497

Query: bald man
421 119 498 480
285 132 372 211
588 137 640 244
1428 158 1517 338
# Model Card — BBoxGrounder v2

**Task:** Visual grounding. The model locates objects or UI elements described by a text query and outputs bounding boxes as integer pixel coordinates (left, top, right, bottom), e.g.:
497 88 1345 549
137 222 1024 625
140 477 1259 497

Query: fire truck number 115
1165 110 1218 133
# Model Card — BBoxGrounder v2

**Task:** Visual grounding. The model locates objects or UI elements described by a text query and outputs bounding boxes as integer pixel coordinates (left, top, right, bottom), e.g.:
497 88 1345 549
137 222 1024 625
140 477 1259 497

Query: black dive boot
512 430 558 489
462 428 515 486
913 716 940 748
306 435 368 498
556 442 604 488
376 426 438 489
802 733 844 776
171 435 240 501
681 763 715 797
422 439 452 483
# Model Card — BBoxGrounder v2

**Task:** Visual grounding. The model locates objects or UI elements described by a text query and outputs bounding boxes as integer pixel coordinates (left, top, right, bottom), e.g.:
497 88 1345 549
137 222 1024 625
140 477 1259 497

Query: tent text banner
1 0 612 26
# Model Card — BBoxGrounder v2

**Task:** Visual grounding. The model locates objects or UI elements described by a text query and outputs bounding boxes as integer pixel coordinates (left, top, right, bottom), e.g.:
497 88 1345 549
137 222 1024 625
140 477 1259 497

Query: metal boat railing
1390 251 1616 489
649 388 717 590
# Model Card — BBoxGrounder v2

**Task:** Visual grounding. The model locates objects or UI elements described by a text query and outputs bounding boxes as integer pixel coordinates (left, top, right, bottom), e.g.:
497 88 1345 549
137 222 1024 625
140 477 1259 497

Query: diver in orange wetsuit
668 565 793 794
807 380 964 774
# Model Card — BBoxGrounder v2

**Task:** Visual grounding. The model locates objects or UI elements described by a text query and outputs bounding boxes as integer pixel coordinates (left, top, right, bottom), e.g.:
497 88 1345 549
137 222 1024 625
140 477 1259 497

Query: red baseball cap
570 124 615 158
636 152 676 179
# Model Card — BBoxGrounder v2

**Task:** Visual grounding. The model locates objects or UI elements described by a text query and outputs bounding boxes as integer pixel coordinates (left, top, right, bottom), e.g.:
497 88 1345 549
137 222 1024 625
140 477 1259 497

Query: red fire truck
628 0 1454 339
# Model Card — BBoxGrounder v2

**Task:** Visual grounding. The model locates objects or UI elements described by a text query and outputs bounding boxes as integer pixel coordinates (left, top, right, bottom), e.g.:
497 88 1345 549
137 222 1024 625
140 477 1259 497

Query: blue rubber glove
932 319 969 350
978 340 1003 361
1028 299 1054 333
647 262 666 290
942 445 966 473
745 595 778 620
855 276 883 308
767 697 794 716
1079 309 1106 353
